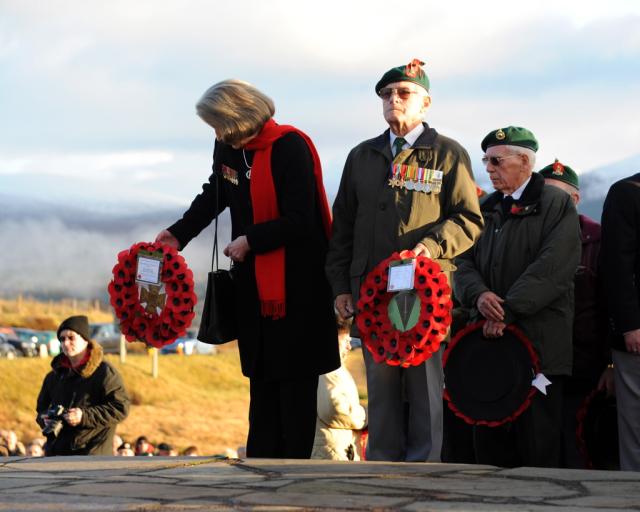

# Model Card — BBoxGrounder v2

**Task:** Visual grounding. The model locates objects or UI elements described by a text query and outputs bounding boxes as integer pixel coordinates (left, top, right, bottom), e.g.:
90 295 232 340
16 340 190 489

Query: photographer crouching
36 316 130 456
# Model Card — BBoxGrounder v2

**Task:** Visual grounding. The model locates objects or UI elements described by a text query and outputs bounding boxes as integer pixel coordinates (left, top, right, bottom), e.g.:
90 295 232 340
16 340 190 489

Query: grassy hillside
0 343 367 456
0 296 113 330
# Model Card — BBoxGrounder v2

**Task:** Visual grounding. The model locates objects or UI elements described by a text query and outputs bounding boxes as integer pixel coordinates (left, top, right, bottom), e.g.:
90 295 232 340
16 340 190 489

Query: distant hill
0 194 231 300
576 153 640 221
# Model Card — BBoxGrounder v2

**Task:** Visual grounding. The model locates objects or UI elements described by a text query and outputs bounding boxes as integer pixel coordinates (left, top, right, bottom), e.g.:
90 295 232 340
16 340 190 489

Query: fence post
151 348 158 378
119 335 126 364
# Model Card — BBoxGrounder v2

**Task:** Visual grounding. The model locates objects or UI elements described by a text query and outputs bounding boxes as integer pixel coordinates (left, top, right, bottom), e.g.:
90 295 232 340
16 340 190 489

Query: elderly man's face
544 178 580 206
484 146 530 195
381 81 430 131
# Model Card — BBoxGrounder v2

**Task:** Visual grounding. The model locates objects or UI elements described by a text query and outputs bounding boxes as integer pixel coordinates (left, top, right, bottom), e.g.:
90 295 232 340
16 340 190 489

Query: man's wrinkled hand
623 329 640 354
413 242 431 258
335 293 354 319
477 291 505 322
483 320 506 338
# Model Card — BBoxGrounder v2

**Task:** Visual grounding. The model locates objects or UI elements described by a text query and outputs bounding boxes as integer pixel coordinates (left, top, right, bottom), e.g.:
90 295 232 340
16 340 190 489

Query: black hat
576 388 619 470
443 321 539 426
57 315 91 341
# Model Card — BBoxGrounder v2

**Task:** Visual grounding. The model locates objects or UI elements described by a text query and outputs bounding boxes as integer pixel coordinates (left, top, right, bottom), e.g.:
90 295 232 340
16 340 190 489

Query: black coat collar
482 172 544 217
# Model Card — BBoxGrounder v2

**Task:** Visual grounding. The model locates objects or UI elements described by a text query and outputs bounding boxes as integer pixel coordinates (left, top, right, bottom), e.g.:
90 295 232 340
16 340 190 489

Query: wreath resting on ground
107 241 197 348
355 250 453 367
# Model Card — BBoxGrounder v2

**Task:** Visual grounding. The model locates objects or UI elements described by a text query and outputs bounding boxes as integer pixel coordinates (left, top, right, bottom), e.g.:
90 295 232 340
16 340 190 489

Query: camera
42 405 66 437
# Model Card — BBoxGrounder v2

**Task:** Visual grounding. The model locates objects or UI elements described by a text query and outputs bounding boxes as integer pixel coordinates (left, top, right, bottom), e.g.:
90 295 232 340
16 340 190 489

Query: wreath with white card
108 241 197 348
356 250 452 367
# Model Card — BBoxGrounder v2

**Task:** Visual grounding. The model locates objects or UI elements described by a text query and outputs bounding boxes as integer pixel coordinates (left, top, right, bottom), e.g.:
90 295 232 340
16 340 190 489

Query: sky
2 0 640 209
1 0 640 298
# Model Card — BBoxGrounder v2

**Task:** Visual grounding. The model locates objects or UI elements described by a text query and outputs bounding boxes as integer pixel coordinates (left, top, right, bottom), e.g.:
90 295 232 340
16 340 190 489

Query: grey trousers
363 345 444 462
612 349 640 471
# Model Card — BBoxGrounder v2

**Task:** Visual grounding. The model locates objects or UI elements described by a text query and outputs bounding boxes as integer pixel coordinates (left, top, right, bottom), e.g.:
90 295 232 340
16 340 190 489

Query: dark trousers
246 376 318 459
473 375 565 468
561 377 596 469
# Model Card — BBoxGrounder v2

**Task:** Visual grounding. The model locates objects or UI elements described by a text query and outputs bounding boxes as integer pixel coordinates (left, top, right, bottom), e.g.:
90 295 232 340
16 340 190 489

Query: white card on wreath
136 255 162 285
387 260 416 292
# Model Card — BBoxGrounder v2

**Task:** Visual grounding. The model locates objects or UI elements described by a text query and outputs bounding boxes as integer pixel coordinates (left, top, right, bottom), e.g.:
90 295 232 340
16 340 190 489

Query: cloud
0 150 174 179
0 213 232 299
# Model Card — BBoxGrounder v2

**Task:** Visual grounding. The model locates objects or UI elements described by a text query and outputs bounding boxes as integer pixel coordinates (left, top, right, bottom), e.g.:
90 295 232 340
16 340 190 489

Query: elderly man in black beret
454 127 580 467
326 59 483 462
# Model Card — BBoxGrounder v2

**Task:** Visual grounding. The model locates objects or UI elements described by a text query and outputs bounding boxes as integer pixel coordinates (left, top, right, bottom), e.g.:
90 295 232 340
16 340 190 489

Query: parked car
160 336 216 355
40 330 61 356
0 338 17 359
0 332 35 357
89 323 122 354
6 329 38 357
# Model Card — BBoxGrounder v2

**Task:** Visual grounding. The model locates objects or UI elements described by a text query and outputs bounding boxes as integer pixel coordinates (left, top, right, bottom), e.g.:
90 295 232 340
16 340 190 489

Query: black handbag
197 151 238 345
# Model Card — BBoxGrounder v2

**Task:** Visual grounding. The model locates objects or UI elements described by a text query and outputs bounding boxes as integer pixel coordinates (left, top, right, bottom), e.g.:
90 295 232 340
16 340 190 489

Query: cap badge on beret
552 159 565 176
405 58 425 78
496 129 506 140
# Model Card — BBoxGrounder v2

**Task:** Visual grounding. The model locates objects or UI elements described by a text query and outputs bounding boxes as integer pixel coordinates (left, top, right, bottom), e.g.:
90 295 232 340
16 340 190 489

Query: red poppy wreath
356 250 453 367
107 241 197 348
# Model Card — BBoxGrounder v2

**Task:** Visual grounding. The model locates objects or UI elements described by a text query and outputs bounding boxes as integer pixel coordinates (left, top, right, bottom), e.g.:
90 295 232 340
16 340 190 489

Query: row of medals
388 165 440 192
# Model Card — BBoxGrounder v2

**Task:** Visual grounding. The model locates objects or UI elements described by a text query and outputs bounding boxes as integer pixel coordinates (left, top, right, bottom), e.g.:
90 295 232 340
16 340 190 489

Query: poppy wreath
442 320 540 427
107 241 197 348
575 387 619 470
356 250 453 367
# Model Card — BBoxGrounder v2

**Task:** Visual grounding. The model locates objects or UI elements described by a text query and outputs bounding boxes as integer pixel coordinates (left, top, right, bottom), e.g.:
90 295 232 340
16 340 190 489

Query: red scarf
244 118 332 319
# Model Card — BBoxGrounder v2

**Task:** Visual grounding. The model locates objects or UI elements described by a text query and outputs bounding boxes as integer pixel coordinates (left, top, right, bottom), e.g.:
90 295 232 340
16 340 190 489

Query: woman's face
59 329 89 359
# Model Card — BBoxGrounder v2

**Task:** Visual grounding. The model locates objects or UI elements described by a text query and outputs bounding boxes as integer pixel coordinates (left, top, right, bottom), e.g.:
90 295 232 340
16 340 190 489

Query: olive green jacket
326 124 483 307
454 172 581 375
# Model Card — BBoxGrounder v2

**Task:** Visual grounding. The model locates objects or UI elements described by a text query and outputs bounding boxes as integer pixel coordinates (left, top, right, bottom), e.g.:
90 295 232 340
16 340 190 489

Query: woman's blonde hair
196 79 275 145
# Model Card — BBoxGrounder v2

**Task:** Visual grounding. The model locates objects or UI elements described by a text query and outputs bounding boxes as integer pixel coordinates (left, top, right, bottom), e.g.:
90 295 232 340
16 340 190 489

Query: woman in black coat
156 79 340 458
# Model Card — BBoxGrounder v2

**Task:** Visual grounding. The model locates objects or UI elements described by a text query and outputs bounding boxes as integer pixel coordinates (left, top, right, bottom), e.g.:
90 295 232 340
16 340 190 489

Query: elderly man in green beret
326 59 483 462
455 127 581 467
539 160 612 468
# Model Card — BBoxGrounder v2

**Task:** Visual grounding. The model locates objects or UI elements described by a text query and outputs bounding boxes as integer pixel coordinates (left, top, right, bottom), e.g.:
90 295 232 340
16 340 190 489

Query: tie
392 137 407 157
502 195 514 216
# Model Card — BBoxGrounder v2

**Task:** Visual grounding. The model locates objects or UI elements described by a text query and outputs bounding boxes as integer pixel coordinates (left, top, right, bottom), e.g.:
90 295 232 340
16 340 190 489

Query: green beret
539 159 579 190
481 126 539 153
375 58 430 94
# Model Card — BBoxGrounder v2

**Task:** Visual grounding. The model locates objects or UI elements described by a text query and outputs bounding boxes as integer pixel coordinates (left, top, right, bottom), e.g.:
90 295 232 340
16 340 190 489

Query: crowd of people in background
0 429 242 458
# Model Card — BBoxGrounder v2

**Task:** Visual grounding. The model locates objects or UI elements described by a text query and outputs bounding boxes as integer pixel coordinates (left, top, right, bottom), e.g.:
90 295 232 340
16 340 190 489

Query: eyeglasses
378 87 419 100
481 154 520 167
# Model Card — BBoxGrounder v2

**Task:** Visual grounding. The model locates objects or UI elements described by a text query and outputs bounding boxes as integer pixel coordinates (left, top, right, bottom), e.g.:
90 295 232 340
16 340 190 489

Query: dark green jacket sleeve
80 363 130 429
502 194 580 325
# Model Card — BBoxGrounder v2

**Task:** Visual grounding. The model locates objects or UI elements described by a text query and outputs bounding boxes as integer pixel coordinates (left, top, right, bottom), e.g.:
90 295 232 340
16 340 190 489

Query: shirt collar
505 175 532 201
390 123 425 150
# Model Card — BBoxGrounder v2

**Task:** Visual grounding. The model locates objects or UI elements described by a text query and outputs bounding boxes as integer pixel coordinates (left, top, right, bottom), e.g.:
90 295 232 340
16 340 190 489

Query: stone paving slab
0 456 638 511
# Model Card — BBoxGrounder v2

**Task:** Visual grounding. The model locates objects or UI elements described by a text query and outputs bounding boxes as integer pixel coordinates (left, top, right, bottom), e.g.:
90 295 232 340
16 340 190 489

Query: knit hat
538 159 579 190
57 315 91 341
481 126 539 152
375 58 430 95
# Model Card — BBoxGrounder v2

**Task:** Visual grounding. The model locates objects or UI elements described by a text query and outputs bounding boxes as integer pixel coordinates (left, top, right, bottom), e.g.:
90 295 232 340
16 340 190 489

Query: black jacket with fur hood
36 340 130 455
